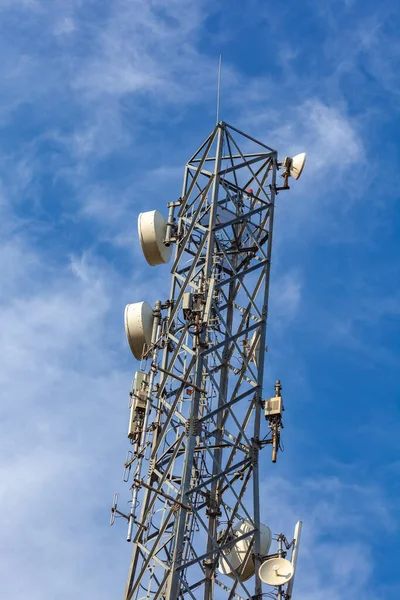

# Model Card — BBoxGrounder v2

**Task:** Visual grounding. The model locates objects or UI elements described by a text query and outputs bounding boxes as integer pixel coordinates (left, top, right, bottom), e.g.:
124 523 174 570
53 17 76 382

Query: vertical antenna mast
216 55 222 125
112 121 307 600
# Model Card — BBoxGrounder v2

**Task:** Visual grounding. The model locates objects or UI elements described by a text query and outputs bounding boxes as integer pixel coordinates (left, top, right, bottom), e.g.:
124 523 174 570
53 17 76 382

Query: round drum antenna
138 210 172 266
124 301 154 359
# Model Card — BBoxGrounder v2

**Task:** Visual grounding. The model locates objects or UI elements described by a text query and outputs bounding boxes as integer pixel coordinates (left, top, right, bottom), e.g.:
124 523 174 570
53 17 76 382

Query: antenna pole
216 55 222 124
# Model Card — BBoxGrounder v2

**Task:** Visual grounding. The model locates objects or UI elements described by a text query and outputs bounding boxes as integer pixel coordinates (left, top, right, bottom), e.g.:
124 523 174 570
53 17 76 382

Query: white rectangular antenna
286 520 303 599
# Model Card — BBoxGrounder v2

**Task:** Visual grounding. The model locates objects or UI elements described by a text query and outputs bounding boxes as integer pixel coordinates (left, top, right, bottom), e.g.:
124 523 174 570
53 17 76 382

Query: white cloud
53 16 76 37
241 98 364 176
302 100 363 168
269 270 302 325
0 227 134 597
0 0 40 9
72 0 212 99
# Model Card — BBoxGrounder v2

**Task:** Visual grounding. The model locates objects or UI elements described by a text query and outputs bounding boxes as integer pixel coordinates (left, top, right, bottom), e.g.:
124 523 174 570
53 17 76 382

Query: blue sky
0 0 399 598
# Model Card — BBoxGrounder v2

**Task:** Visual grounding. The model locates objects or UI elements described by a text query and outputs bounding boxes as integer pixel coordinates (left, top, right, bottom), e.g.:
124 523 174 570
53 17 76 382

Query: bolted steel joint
185 418 202 437
250 443 259 466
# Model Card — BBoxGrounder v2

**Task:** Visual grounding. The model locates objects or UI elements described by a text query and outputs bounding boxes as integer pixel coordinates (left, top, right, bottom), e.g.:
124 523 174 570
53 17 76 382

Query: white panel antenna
249 331 261 368
286 520 303 599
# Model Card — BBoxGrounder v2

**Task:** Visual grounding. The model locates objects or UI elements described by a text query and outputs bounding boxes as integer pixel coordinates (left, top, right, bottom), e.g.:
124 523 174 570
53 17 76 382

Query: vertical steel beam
165 124 224 600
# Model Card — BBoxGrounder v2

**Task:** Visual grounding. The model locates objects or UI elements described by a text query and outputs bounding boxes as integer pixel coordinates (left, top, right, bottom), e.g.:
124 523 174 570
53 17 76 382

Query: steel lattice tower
112 122 302 600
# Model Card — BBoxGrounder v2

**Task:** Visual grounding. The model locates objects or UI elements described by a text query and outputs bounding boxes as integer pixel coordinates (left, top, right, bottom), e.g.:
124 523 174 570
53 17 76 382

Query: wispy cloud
0 235 131 596
0 0 398 598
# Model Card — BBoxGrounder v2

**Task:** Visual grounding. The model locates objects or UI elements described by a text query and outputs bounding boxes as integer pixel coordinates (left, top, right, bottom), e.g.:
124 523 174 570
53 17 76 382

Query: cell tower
111 121 306 600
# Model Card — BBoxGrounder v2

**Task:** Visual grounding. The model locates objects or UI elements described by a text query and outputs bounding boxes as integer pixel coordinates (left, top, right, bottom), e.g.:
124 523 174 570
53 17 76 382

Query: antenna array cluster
111 121 306 600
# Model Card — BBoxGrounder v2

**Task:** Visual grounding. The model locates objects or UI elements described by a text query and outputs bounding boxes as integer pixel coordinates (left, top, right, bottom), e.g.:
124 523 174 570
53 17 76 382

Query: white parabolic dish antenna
258 557 294 587
138 210 172 266
218 521 272 582
124 301 154 359
290 152 306 180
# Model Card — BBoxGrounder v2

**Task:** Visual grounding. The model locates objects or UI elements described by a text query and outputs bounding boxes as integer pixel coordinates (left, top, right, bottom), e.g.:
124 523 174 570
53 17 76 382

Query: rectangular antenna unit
264 395 283 418
128 372 148 439
182 293 193 319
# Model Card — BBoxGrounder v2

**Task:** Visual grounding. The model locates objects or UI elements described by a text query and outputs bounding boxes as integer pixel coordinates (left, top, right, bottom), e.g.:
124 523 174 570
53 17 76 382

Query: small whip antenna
216 54 222 124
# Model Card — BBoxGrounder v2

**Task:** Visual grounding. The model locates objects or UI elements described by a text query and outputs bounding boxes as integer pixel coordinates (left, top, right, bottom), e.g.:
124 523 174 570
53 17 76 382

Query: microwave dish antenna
289 152 306 180
218 521 272 582
124 301 154 359
259 557 294 587
138 209 172 266
276 152 307 191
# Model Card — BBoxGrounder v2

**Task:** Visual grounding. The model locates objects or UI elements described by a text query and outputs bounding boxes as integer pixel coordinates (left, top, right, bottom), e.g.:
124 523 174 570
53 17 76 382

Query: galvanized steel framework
119 122 283 600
